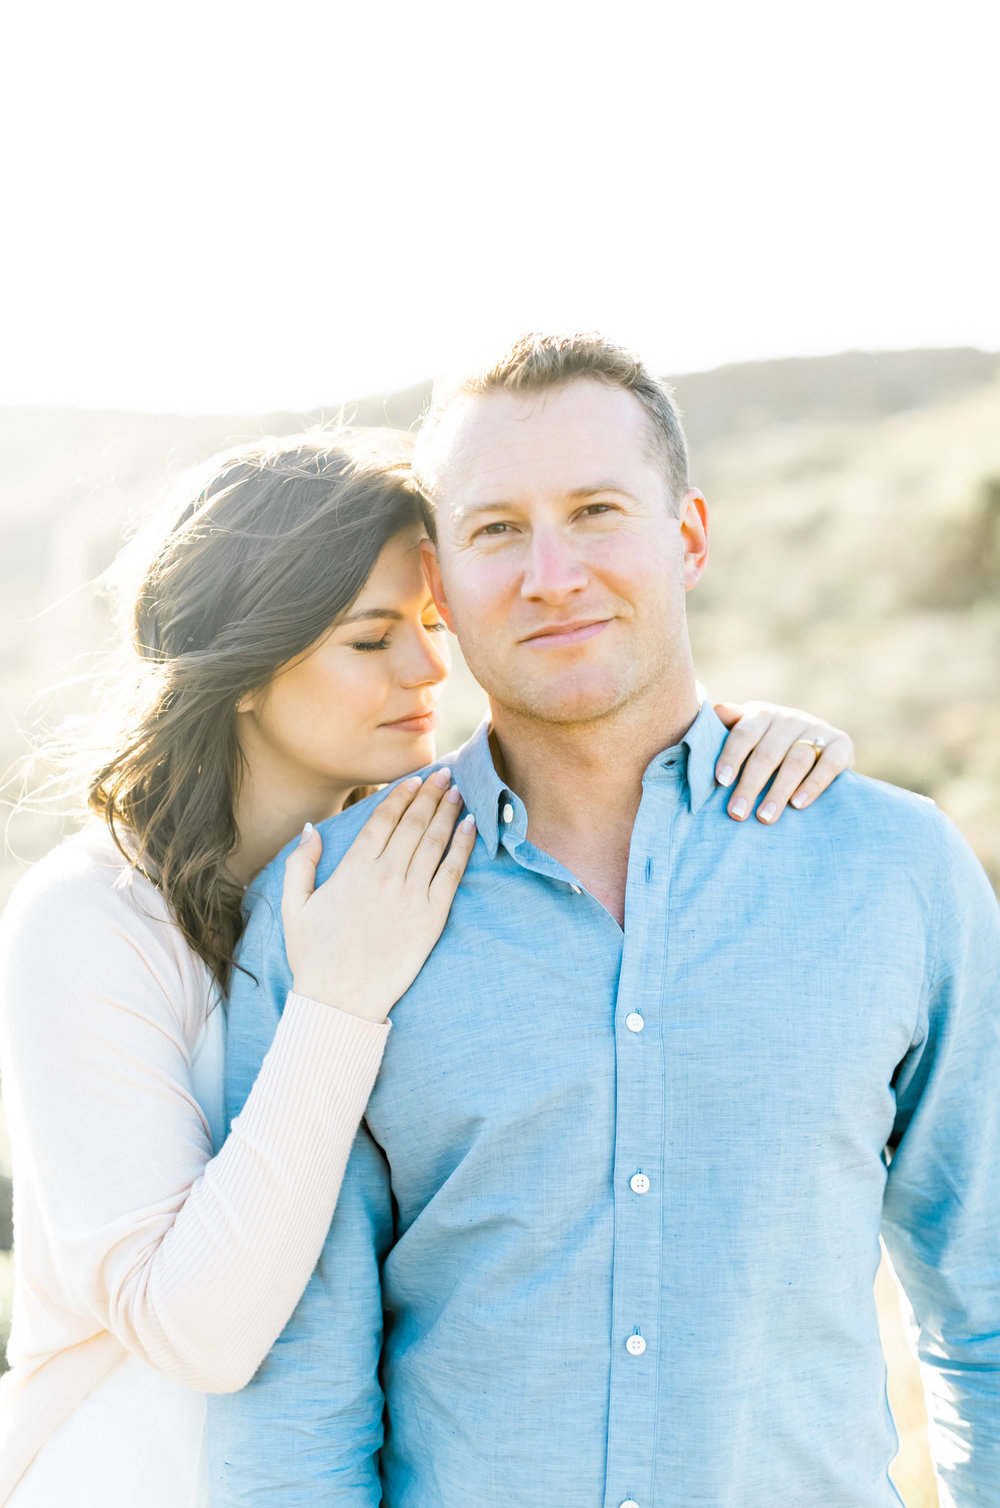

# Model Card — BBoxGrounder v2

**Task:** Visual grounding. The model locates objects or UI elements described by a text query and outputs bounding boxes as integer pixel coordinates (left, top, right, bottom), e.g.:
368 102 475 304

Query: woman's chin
377 734 438 784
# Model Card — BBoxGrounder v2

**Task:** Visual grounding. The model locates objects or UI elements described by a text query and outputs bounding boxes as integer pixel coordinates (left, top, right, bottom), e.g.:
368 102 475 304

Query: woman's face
237 525 451 814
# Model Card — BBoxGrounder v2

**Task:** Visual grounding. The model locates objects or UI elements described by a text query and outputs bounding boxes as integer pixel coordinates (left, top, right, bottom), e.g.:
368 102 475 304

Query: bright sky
3 0 997 415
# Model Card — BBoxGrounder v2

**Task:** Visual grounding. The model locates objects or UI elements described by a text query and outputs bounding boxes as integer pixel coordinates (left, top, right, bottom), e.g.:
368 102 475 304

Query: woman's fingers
287 771 475 1020
724 722 813 818
347 773 426 859
788 733 854 810
342 766 454 864
429 814 478 908
335 764 468 887
280 822 323 928
405 782 467 886
751 742 828 823
753 731 854 822
379 767 455 867
713 706 772 790
716 704 855 822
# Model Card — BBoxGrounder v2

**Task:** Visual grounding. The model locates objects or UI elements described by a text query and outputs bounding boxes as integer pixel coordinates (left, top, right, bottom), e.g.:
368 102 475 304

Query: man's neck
490 679 700 925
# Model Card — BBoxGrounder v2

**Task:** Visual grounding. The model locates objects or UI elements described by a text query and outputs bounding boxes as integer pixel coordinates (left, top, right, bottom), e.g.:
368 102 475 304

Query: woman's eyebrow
337 607 405 626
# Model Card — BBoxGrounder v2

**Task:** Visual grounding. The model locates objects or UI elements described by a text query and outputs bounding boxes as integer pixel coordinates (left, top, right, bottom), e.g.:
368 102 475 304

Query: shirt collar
672 698 729 816
451 698 727 859
450 718 515 861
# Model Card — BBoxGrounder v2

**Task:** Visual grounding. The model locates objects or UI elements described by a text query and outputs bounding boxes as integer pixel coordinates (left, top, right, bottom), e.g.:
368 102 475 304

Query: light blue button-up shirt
210 705 1000 1507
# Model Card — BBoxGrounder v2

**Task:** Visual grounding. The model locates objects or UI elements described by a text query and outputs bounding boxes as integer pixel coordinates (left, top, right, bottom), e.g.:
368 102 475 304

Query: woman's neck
229 767 353 887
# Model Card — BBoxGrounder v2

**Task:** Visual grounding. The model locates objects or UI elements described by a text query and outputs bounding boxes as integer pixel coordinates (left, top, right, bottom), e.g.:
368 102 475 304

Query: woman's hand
282 767 476 1022
713 701 854 823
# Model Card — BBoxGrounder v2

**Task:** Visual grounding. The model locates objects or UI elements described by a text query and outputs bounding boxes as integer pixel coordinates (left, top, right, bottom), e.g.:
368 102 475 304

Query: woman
0 429 851 1504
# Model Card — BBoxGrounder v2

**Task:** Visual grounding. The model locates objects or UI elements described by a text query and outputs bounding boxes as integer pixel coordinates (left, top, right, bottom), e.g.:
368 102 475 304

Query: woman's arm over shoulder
0 829 390 1393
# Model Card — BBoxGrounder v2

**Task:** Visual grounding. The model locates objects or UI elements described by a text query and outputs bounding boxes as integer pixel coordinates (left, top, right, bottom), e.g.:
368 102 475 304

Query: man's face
422 378 708 728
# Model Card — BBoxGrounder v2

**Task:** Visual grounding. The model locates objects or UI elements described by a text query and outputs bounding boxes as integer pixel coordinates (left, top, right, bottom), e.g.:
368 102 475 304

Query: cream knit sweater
0 825 389 1500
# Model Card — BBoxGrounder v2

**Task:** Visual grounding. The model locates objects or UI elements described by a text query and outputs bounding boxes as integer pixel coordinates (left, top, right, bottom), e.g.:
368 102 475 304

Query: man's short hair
414 331 690 537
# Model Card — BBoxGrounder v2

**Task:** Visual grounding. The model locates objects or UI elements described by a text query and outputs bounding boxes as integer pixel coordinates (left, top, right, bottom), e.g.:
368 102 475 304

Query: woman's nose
401 624 451 687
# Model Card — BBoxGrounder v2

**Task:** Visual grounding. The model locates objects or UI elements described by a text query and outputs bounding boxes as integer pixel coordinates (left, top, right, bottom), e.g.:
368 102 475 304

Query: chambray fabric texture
210 706 1000 1508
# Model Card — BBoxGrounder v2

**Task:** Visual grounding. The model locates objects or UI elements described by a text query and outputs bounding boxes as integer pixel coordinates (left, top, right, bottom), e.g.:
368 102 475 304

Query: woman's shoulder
0 824 209 1031
2 822 168 930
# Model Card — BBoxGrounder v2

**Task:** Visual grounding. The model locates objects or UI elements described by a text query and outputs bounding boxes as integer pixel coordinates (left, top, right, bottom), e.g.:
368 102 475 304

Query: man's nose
521 528 588 604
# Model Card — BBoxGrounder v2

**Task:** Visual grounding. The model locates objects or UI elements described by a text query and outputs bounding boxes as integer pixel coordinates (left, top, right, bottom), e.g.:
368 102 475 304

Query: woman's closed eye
350 620 446 652
350 634 392 652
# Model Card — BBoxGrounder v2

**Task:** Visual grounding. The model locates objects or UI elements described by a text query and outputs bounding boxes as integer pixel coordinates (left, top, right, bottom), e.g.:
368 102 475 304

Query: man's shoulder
827 768 940 825
815 769 989 887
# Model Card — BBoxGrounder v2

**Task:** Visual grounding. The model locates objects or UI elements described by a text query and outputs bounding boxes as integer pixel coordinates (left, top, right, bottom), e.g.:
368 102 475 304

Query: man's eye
580 503 614 517
476 521 512 537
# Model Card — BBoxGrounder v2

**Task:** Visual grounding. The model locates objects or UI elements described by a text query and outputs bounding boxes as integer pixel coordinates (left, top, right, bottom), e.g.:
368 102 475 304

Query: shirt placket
603 767 681 1508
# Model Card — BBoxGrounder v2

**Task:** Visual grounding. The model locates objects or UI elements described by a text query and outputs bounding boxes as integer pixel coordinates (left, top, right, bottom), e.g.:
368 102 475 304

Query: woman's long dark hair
88 428 421 994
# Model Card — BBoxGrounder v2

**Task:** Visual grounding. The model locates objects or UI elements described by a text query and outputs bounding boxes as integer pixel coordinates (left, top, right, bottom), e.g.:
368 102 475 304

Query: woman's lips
521 619 611 647
381 710 438 733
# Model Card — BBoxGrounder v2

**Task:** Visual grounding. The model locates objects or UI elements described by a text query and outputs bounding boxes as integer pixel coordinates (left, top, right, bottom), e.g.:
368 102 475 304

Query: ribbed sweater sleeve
0 834 389 1394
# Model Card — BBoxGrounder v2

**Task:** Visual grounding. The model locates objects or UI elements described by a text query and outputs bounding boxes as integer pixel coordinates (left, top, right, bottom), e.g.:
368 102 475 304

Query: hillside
2 346 997 894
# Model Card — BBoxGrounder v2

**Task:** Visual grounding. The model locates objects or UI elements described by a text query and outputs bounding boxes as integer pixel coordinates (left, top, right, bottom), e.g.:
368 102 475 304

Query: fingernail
759 802 776 823
446 784 463 803
460 815 476 832
405 776 422 792
432 765 452 787
717 764 735 787
298 821 314 845
730 797 747 819
791 791 811 808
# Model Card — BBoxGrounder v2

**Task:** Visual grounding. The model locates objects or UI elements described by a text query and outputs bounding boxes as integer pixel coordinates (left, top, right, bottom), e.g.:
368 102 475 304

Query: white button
570 884 582 894
630 1172 651 1195
625 1333 646 1356
501 802 514 824
625 1012 644 1033
620 1500 641 1508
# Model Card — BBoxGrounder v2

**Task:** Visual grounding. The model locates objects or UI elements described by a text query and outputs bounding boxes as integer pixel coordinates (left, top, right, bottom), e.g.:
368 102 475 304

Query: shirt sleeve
208 877 393 1505
0 847 389 1393
881 813 1000 1507
206 1128 393 1506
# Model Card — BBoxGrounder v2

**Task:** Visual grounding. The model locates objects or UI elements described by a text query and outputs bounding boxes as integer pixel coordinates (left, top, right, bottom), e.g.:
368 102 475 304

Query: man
211 334 999 1506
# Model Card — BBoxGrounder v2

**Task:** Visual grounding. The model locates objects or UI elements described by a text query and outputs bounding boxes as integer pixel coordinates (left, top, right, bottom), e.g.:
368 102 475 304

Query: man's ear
679 489 709 590
420 538 456 632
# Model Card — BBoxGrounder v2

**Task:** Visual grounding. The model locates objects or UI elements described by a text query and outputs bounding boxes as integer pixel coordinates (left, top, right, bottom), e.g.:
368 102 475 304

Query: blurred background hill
1 348 997 1506
3 345 998 895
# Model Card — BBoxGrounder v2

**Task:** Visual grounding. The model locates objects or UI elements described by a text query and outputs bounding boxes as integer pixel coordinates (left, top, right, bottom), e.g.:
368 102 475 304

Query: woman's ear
420 538 456 633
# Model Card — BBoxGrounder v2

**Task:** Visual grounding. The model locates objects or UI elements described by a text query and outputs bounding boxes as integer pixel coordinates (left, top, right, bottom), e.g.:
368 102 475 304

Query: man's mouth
520 618 612 647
